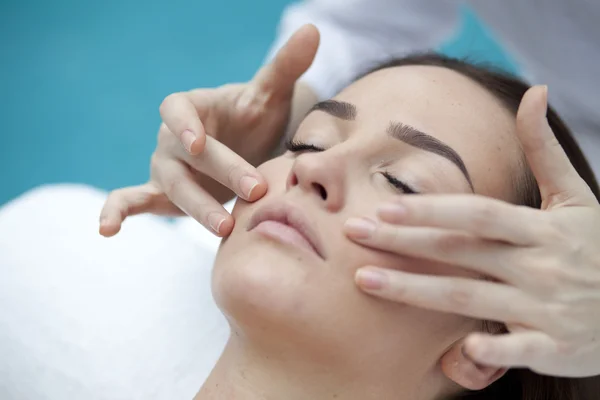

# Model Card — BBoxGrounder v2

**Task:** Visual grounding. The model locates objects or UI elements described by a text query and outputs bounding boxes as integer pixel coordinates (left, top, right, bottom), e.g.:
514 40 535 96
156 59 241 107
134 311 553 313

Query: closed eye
285 138 325 153
382 172 419 194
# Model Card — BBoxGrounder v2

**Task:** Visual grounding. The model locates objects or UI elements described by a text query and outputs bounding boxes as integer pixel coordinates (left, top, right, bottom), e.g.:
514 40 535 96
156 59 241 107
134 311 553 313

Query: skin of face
210 65 522 396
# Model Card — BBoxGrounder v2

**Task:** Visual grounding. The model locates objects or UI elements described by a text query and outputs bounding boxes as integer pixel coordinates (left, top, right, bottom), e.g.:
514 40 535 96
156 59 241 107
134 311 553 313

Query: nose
286 151 346 212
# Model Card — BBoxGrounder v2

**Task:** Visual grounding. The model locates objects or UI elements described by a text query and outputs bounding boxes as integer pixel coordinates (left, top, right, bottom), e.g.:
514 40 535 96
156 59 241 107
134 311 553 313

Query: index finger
186 134 268 202
377 194 544 245
159 91 210 155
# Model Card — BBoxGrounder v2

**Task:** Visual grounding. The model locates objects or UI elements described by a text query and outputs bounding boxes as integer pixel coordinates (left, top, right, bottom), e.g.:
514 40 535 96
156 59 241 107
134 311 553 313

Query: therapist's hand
344 86 600 377
99 25 319 237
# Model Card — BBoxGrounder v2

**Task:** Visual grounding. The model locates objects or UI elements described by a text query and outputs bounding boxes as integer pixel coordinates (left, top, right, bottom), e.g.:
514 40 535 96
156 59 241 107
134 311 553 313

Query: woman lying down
129 54 600 399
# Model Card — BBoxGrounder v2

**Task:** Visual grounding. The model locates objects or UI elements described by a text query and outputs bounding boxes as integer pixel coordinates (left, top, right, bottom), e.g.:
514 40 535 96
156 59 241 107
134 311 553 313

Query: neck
195 335 437 400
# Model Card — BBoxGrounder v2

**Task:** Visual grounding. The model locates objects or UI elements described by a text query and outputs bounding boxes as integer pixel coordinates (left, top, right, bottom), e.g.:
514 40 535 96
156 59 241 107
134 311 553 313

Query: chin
212 232 355 360
213 198 319 324
212 228 317 330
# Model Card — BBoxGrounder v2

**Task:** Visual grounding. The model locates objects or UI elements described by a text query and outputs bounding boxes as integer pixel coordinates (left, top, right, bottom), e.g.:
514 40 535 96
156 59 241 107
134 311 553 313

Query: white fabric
267 0 600 176
0 185 229 399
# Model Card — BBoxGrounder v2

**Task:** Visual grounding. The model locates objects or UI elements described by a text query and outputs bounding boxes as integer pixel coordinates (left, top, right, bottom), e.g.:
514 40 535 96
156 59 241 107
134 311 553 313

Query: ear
440 340 507 391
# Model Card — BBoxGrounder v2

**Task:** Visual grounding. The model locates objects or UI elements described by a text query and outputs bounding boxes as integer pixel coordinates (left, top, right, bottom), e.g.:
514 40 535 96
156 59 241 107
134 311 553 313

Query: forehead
334 65 521 200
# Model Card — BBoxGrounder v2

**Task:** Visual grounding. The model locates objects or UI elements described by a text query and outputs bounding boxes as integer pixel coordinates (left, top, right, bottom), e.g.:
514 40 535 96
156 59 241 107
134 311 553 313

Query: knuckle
445 285 474 309
524 253 567 294
544 301 571 323
536 263 565 293
159 92 182 115
218 83 237 92
226 162 246 187
470 202 496 232
150 153 162 177
106 188 125 204
520 339 539 359
156 123 175 145
164 177 184 198
434 232 471 254
235 88 264 119
562 235 586 262
539 219 568 243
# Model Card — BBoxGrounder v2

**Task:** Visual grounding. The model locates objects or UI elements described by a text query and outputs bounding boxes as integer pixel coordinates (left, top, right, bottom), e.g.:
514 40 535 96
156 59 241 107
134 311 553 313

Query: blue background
0 1 518 205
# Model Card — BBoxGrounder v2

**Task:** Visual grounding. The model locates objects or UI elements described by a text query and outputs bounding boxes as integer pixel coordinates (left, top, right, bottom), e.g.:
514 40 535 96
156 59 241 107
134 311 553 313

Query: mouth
247 201 325 259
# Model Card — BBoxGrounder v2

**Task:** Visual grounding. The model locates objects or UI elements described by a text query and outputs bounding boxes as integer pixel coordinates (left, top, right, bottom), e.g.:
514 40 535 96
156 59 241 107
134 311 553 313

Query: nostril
312 183 327 200
289 173 299 187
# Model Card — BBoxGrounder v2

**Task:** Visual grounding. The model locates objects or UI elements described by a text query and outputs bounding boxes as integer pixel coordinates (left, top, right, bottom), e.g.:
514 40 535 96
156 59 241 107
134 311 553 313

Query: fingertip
464 333 491 361
355 267 387 291
296 23 320 44
246 180 268 202
237 174 268 202
99 220 121 237
541 84 548 103
216 216 235 237
519 85 548 118
263 24 319 94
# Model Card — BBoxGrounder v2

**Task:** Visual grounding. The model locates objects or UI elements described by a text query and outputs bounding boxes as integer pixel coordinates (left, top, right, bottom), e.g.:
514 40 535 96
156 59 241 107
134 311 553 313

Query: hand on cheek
344 86 600 378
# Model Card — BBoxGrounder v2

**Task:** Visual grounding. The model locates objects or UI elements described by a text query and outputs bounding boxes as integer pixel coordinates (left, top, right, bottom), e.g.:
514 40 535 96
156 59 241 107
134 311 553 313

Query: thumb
252 24 320 101
516 85 595 207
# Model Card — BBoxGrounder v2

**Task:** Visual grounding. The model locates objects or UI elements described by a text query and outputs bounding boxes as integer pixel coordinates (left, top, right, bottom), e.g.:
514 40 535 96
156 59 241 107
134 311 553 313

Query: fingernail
240 176 259 200
208 212 226 234
345 218 376 239
181 130 196 153
461 344 486 371
377 202 407 222
356 268 387 290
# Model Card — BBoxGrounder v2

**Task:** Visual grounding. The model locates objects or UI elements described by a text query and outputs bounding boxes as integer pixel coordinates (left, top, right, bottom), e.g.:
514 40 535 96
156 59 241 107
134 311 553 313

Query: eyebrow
307 99 474 191
307 100 357 120
387 122 474 191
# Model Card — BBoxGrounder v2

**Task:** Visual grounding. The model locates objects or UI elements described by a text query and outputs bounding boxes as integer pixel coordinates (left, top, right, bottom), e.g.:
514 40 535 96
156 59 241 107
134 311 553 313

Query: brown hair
358 53 600 399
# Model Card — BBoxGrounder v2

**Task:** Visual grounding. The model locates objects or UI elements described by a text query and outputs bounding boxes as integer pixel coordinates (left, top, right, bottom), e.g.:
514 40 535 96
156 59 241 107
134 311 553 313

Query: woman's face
212 65 521 387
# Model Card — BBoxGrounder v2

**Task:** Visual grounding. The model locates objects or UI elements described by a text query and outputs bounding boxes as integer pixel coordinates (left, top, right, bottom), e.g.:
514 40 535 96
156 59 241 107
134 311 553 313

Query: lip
247 201 325 259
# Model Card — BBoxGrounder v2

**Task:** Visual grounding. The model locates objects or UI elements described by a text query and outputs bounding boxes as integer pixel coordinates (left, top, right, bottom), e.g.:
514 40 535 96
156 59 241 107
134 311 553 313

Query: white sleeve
266 0 462 99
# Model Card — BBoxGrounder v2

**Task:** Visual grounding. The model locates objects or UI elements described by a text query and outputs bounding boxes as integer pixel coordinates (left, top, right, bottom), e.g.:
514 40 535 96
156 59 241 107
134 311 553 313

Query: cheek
337 244 481 337
258 156 292 190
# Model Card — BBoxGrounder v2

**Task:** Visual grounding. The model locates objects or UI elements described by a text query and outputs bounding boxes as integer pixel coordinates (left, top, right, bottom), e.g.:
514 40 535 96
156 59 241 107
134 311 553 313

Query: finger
185 134 268 202
345 219 522 284
154 158 235 236
355 267 551 329
377 194 543 245
516 85 596 206
252 24 319 100
159 92 210 155
99 183 182 237
463 331 557 370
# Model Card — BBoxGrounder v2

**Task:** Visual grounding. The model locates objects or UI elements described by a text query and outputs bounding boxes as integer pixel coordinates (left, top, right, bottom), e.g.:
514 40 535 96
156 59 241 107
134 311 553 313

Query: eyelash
285 138 418 194
285 138 324 153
